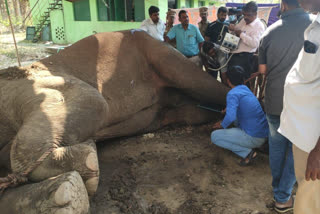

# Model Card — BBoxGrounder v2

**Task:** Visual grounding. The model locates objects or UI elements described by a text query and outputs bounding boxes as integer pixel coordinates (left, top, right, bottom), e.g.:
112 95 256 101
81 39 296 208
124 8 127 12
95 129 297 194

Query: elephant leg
0 171 89 214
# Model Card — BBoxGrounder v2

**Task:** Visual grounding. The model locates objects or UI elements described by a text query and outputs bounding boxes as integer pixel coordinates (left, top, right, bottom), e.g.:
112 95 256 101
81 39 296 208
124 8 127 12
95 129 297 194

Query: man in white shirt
140 6 165 41
228 1 265 80
279 0 320 212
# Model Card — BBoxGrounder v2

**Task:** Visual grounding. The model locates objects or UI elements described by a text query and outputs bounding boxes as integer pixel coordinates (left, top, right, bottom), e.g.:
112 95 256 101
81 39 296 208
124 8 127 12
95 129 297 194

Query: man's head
242 1 258 25
298 0 320 12
281 0 300 12
226 66 246 87
179 10 189 26
217 7 228 22
203 41 216 57
199 7 208 22
149 6 160 23
166 10 176 25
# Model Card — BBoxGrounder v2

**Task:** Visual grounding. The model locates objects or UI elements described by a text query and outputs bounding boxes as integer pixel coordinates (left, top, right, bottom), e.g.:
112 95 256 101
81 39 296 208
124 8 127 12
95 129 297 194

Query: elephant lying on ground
0 30 228 213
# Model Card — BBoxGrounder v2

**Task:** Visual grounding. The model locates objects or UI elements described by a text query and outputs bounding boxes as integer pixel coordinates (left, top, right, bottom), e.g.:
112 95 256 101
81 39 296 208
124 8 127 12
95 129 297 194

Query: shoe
274 197 294 213
239 150 257 166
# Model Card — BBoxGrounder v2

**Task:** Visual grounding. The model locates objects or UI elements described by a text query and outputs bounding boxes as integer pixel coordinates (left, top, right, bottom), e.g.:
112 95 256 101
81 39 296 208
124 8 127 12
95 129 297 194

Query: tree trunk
0 0 7 20
0 171 90 214
11 0 20 18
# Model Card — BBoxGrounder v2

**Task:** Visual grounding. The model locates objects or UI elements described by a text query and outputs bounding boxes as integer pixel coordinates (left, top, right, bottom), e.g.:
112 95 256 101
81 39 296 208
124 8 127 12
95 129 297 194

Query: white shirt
279 13 320 153
232 18 265 54
140 18 165 41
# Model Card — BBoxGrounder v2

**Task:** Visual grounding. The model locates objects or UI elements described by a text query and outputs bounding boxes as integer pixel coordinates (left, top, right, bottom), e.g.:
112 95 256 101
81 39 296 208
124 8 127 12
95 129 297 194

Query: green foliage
0 16 23 28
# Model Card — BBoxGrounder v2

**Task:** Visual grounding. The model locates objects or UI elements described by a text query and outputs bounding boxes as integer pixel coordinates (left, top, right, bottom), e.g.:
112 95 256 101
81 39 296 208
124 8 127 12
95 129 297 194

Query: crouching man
211 66 268 166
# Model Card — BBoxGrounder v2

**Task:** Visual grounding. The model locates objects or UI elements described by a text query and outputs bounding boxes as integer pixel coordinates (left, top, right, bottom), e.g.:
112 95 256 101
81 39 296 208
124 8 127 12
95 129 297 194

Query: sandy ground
90 124 293 214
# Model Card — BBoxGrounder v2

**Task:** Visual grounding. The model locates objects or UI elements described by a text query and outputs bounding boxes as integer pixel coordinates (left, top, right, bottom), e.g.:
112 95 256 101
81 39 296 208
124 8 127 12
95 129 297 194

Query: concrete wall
177 0 210 8
29 0 56 25
30 0 208 44
61 0 141 44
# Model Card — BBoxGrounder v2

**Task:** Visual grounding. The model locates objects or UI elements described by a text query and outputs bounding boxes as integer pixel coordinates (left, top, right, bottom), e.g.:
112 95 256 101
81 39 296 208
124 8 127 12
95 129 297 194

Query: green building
28 0 212 44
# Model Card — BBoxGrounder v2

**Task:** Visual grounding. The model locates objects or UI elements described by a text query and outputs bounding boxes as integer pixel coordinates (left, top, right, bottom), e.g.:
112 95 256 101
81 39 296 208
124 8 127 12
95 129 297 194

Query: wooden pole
5 0 21 67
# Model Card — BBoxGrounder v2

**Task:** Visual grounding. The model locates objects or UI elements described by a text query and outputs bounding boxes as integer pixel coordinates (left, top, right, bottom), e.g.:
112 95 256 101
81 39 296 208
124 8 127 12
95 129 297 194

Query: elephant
0 30 228 213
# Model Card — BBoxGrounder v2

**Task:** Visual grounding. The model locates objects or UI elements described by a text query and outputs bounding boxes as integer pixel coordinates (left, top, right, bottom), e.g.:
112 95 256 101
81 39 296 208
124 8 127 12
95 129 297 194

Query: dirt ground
0 33 64 69
0 33 293 214
90 124 293 214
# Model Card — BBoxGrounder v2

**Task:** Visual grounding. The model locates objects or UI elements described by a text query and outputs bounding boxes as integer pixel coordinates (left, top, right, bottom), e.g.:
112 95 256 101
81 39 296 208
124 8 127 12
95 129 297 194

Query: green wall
144 0 168 21
29 0 56 25
30 0 211 44
62 0 141 44
177 0 209 8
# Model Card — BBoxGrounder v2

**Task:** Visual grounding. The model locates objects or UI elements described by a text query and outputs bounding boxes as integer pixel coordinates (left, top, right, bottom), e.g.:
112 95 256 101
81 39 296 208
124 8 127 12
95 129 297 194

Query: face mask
228 15 237 22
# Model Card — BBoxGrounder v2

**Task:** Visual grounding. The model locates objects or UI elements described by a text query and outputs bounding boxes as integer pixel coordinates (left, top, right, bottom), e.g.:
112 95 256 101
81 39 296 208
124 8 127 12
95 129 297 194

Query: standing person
278 0 320 212
165 10 204 58
211 66 268 166
164 10 177 47
253 0 312 212
198 7 209 38
140 6 165 41
205 6 229 44
228 1 265 80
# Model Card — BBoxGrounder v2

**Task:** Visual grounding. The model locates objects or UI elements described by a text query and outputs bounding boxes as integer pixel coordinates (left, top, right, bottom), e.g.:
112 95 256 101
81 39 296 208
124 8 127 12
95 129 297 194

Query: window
185 0 191 8
73 0 91 21
198 1 205 7
168 0 177 9
97 0 144 22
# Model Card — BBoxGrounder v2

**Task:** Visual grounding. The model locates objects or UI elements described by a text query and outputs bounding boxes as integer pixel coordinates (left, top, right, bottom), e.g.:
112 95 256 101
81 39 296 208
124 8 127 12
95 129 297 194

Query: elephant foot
29 139 100 196
0 171 89 214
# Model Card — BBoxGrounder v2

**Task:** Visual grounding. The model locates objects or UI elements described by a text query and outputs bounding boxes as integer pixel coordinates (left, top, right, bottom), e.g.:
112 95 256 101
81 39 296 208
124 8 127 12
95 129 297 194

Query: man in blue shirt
211 66 268 166
165 10 204 57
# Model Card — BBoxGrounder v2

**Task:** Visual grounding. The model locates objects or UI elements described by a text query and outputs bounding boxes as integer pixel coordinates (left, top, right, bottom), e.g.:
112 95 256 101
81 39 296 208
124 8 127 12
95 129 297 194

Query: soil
90 124 292 214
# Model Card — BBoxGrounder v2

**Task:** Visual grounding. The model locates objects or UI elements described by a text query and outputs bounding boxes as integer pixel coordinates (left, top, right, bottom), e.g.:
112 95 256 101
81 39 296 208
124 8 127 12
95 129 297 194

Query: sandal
274 197 294 213
239 150 257 166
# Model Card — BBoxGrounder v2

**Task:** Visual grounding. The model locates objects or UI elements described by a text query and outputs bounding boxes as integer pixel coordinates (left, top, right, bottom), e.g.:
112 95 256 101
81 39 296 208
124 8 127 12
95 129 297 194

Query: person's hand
221 108 226 115
250 72 260 79
213 121 223 130
228 24 235 31
235 30 242 37
305 147 320 181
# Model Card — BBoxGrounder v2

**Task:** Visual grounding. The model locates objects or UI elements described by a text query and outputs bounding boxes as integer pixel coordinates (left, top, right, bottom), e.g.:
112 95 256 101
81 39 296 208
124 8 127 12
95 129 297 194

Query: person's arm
251 36 268 77
196 27 205 43
196 27 205 53
140 20 148 32
220 93 239 128
237 24 264 49
306 137 320 181
165 27 176 42
198 42 204 50
205 36 210 42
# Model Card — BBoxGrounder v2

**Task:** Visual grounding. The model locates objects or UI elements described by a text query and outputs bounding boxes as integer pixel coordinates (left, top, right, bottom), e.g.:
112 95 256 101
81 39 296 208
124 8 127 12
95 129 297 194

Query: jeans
266 114 296 203
211 127 266 158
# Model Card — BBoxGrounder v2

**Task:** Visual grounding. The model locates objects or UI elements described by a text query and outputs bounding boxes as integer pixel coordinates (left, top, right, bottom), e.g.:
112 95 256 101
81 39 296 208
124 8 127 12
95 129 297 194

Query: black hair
242 1 258 13
178 10 187 18
282 0 300 7
226 66 246 86
149 6 159 15
218 6 228 14
228 8 236 15
203 41 215 54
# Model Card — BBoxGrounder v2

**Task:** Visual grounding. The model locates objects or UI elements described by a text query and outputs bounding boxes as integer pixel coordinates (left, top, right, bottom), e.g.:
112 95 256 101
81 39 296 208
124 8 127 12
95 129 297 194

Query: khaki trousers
293 145 320 214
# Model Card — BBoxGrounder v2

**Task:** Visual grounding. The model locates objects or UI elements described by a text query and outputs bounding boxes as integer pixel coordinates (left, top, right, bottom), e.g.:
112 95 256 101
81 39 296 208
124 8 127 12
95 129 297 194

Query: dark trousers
228 52 255 80
208 70 218 79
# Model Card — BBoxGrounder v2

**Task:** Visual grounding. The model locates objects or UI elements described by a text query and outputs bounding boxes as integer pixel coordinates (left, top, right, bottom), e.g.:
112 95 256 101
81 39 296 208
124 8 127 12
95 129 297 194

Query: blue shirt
221 85 269 138
167 24 204 57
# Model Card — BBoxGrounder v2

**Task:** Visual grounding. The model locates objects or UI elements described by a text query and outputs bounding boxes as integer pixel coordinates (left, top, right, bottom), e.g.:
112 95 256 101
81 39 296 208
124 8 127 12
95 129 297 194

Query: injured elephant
0 30 229 213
